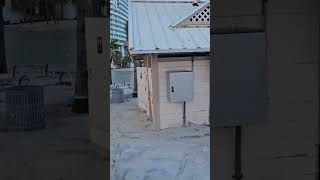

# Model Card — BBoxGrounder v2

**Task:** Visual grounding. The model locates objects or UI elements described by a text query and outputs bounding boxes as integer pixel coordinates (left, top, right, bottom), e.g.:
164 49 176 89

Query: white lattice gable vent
174 2 210 28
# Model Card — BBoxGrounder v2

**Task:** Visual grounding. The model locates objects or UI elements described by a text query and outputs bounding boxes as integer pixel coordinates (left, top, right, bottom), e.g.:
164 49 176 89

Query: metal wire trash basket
5 85 46 131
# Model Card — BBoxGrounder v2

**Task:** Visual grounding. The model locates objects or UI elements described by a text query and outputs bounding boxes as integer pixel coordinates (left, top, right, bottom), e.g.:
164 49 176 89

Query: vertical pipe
0 2 7 74
232 126 243 180
191 54 194 72
183 101 186 127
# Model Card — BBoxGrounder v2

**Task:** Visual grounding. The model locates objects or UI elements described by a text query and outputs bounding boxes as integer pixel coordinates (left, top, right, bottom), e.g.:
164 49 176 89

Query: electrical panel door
167 71 193 103
211 32 266 127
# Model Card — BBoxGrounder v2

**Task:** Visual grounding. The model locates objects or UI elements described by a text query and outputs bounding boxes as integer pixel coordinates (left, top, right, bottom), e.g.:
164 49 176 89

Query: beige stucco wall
212 0 319 179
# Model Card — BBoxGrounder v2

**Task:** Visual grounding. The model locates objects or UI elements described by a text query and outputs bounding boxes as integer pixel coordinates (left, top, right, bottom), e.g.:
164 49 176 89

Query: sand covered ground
0 84 107 180
111 99 210 180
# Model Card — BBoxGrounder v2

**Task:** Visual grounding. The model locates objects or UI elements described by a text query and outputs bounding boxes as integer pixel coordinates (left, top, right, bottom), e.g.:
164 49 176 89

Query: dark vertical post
132 59 139 97
72 0 89 113
232 126 243 180
12 65 16 78
183 101 186 127
110 61 112 84
0 2 7 74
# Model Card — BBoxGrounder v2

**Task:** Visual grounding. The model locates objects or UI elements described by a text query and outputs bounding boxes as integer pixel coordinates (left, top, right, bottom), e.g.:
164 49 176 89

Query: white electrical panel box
167 71 193 102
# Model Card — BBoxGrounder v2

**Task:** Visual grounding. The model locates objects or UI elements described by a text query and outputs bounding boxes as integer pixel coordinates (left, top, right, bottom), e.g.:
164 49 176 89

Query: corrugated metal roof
129 0 210 55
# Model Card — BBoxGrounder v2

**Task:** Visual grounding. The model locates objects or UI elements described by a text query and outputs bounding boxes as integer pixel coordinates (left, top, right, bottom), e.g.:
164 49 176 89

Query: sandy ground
1 20 210 178
111 99 210 180
0 85 108 180
0 21 108 180
0 82 210 180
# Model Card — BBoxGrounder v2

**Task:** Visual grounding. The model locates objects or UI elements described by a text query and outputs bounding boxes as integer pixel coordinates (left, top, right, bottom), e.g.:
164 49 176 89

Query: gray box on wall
211 32 267 127
167 71 194 103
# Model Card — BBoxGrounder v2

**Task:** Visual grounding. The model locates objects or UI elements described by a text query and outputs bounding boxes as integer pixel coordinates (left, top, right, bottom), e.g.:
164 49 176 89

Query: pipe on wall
232 126 243 180
231 1 268 179
182 55 194 127
191 54 194 72
183 101 186 127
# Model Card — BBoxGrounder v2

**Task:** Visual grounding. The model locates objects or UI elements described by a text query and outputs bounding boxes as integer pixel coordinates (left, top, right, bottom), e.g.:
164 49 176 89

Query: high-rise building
110 0 129 57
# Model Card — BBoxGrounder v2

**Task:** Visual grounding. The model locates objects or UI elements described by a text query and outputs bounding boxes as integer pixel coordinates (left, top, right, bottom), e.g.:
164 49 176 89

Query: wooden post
72 0 89 113
132 59 139 97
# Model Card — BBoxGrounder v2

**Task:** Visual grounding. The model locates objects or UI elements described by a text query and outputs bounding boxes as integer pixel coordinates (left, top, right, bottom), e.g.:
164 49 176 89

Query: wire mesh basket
5 85 46 131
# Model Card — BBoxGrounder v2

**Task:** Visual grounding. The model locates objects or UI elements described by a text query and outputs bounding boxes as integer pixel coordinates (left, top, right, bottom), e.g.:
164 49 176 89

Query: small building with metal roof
129 0 210 130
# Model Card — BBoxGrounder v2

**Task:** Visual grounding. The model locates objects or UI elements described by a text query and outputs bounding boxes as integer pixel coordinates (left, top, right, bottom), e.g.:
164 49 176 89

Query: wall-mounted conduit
232 126 243 180
229 0 268 179
182 54 195 127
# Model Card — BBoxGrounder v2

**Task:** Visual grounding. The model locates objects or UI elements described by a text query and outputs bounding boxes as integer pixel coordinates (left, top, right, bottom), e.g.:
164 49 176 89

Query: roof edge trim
130 48 210 55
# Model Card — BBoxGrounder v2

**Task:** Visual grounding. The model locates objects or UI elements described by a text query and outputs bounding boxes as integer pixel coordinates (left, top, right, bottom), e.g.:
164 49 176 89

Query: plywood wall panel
157 59 210 129
137 67 149 112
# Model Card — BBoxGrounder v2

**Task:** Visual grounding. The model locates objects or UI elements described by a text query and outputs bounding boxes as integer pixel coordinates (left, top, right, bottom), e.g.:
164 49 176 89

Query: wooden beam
151 55 161 131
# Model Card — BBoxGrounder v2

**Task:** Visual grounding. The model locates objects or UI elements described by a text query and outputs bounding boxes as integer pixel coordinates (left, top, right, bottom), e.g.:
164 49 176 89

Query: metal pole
0 2 7 74
183 101 186 127
232 126 243 180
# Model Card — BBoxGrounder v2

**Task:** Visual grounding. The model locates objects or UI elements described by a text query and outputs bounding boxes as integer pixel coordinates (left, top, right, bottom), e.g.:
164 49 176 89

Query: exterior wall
85 18 109 150
212 0 319 179
137 67 149 112
157 56 210 129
